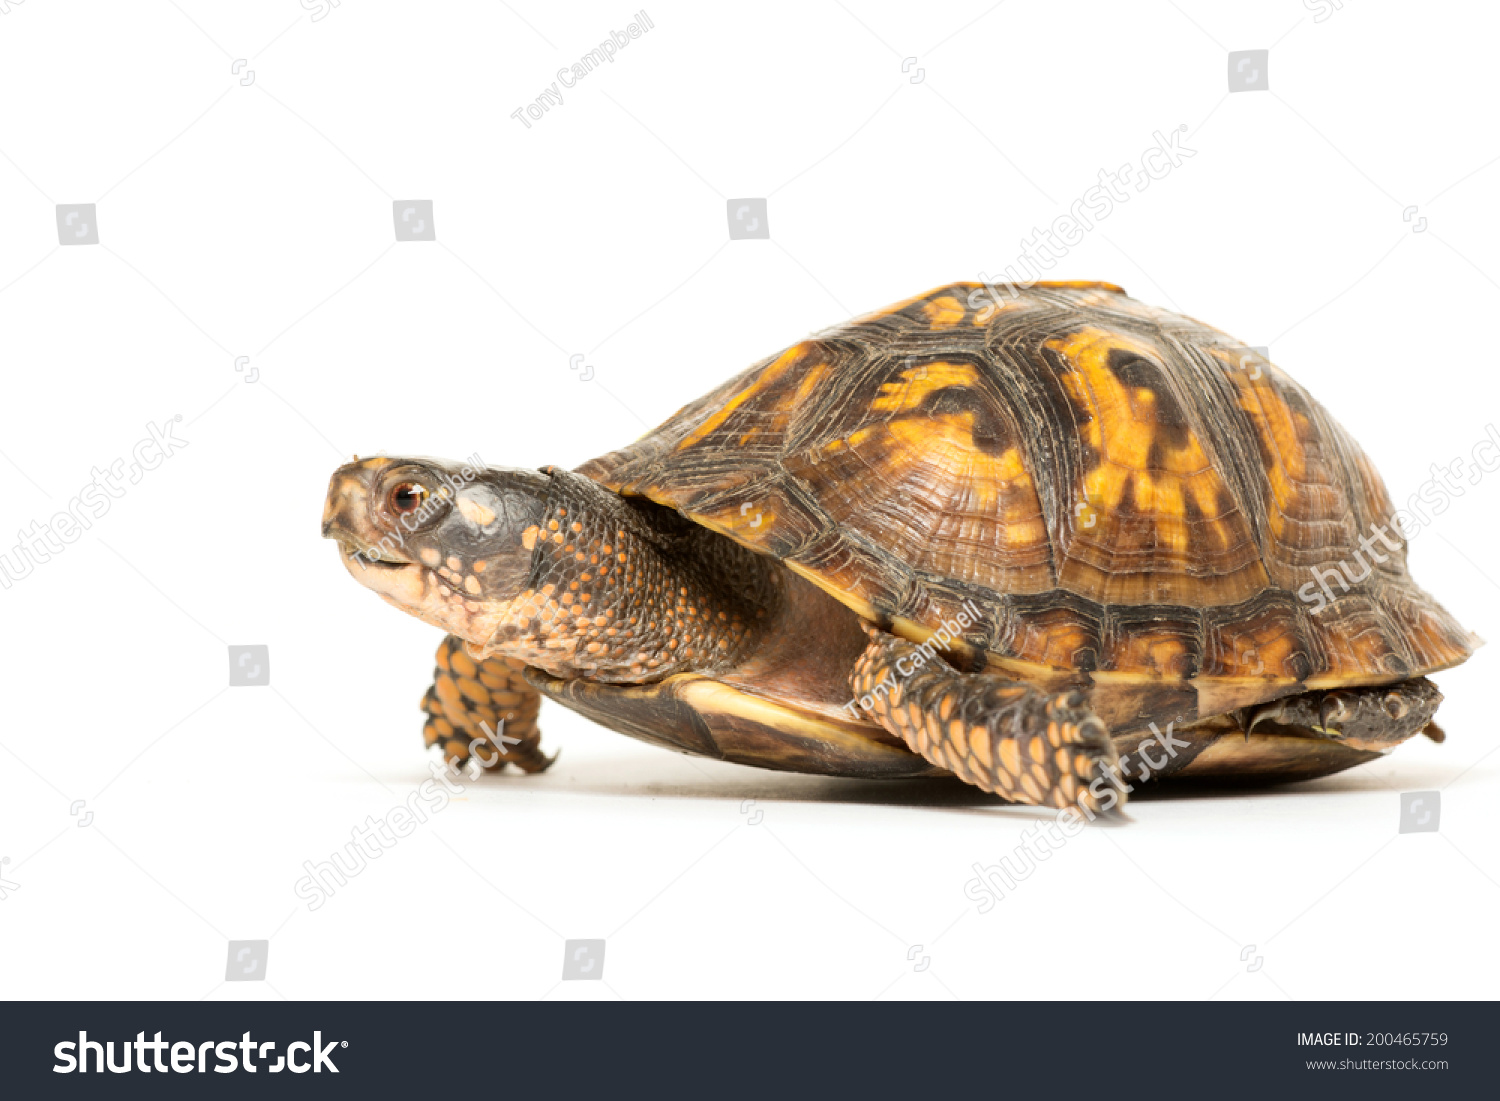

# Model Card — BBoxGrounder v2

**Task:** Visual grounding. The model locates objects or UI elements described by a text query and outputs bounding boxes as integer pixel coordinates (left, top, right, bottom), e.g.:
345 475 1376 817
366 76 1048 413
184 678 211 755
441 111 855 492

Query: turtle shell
578 282 1477 719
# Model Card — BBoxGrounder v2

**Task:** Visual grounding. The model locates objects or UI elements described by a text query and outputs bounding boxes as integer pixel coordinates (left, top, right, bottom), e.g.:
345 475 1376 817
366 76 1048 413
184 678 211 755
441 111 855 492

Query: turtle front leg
850 626 1123 813
422 635 553 773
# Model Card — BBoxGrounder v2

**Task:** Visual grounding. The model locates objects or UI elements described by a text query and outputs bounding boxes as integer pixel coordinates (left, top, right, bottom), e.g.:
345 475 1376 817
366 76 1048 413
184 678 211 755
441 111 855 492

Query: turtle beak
321 458 411 567
322 460 376 541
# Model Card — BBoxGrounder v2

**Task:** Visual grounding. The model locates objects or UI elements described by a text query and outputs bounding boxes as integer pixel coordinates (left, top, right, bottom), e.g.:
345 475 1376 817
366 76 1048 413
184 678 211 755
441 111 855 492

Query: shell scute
578 283 1478 693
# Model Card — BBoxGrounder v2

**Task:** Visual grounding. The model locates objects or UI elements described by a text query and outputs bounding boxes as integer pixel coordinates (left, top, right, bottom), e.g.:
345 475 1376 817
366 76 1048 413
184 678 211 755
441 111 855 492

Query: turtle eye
389 482 428 515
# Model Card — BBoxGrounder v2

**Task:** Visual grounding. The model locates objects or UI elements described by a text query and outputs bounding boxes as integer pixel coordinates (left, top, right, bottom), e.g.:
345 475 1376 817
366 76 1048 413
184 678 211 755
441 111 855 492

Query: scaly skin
324 458 782 769
482 467 774 684
1244 677 1445 752
850 625 1123 813
422 634 551 772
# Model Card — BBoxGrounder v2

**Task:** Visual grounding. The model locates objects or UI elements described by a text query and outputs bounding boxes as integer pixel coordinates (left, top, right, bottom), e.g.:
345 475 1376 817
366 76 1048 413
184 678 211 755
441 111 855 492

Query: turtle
320 281 1478 815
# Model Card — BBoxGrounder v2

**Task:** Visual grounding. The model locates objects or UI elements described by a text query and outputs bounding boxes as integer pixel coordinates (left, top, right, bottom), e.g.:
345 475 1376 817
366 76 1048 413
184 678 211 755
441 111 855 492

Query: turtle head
321 456 549 648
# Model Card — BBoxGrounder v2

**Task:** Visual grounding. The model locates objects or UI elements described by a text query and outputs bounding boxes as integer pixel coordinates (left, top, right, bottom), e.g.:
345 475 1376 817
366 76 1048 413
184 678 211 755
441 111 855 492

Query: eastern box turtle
321 281 1477 815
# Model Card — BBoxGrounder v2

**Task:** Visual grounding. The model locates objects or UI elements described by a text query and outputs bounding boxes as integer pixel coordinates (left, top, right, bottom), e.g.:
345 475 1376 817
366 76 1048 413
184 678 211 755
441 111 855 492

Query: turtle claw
1243 702 1284 740
423 635 551 774
1242 680 1443 754
851 628 1120 812
1317 692 1353 738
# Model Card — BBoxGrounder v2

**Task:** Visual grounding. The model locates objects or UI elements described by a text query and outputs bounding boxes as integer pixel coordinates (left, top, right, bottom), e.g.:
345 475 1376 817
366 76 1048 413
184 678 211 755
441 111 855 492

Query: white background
1 0 1496 1001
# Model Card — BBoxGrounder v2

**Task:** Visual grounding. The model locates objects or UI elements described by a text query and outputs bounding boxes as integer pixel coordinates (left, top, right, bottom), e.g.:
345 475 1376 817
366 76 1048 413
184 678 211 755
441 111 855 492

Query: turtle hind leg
422 635 553 773
850 626 1123 813
1245 677 1444 754
1163 678 1445 784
